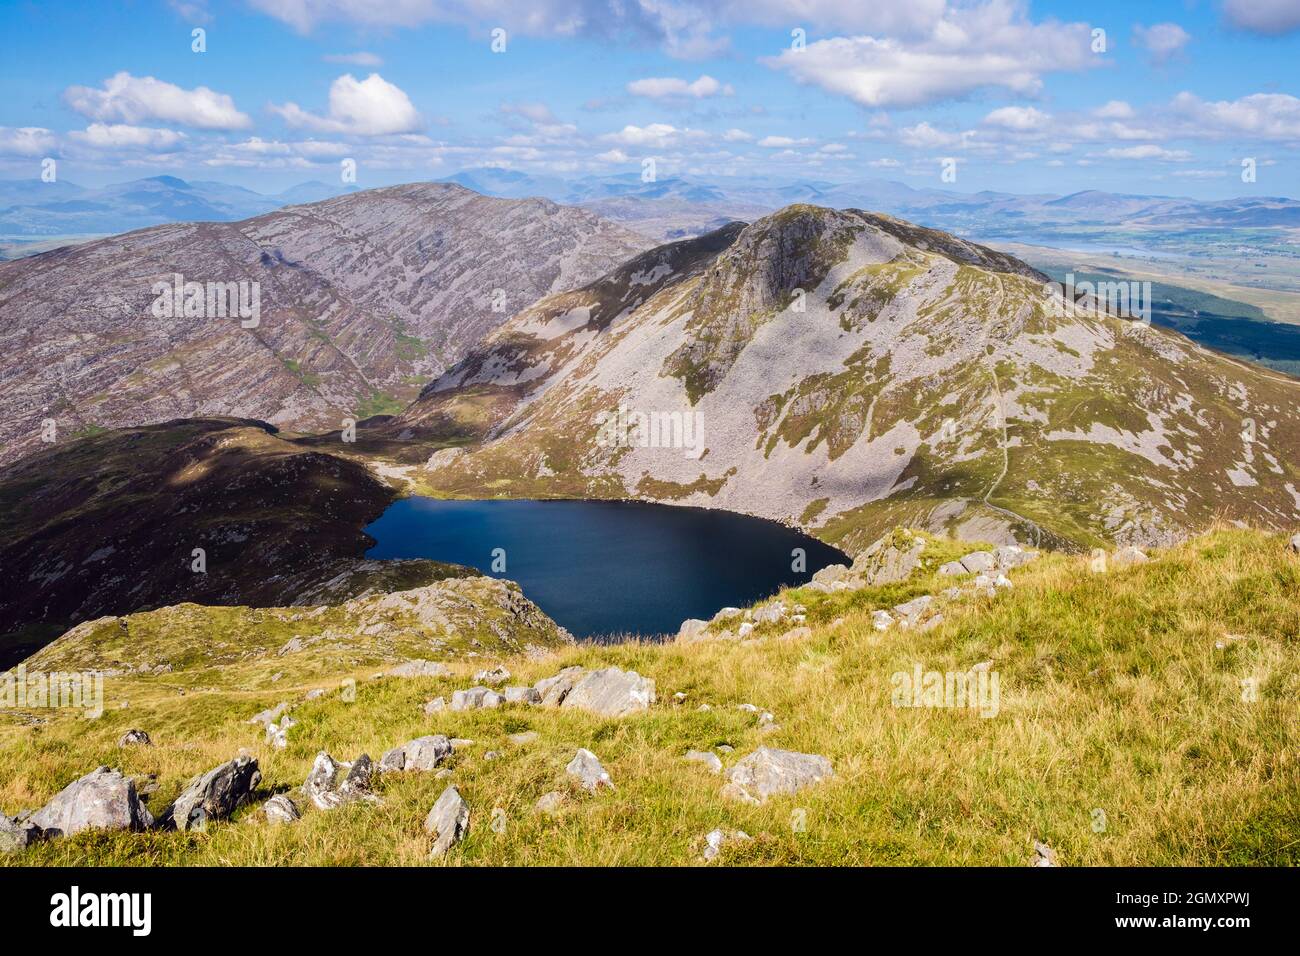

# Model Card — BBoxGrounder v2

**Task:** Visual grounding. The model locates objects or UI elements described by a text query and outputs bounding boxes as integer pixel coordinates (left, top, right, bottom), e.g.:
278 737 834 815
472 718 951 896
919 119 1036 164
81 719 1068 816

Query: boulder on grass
560 667 655 717
425 785 469 858
263 794 300 825
162 755 261 831
566 749 613 791
30 767 154 837
722 747 833 804
1 814 46 854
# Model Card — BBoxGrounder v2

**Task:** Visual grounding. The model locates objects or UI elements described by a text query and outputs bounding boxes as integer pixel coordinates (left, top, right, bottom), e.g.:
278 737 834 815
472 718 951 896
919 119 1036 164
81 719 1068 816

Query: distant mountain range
439 169 1300 242
0 175 358 239
4 171 1296 251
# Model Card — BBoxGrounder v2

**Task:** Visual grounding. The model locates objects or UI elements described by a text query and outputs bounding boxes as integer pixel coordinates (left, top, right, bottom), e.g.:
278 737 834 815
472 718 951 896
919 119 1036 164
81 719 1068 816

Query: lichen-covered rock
560 667 655 717
263 794 300 825
1 814 46 854
425 785 470 857
30 767 154 836
871 610 894 631
723 747 833 804
938 561 967 576
1030 841 1059 867
162 755 261 831
535 791 566 814
117 729 151 747
303 752 345 810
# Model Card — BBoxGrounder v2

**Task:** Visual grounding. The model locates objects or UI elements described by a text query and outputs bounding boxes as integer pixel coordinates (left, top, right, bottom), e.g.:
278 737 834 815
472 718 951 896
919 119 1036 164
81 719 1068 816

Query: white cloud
69 123 187 150
324 51 384 66
0 126 57 157
1098 144 1192 162
601 123 699 147
1169 91 1300 139
818 142 849 154
248 0 729 58
627 75 733 98
983 106 1051 131
271 73 422 135
64 72 251 129
1223 0 1300 36
595 148 629 163
501 102 557 124
1133 22 1190 64
722 128 753 142
1092 100 1135 119
898 121 972 149
764 4 1098 108
868 157 901 167
758 135 813 147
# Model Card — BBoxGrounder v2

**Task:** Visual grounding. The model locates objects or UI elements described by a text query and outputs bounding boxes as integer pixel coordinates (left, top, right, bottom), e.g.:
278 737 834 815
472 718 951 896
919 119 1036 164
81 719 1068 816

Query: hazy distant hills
0 175 358 238
5 170 1295 249
438 169 1300 241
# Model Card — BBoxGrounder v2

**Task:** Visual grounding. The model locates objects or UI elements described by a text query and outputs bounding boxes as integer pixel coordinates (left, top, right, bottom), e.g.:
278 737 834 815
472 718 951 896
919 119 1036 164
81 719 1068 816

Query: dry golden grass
2 527 1297 866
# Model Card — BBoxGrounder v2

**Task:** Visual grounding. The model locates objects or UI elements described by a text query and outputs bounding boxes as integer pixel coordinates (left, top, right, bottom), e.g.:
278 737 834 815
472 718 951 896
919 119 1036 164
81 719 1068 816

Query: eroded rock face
425 785 470 858
560 668 655 717
163 756 261 831
722 748 833 804
30 767 154 836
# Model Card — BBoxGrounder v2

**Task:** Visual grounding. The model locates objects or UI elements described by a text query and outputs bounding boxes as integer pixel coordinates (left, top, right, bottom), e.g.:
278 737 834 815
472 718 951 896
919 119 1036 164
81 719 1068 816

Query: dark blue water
364 498 848 641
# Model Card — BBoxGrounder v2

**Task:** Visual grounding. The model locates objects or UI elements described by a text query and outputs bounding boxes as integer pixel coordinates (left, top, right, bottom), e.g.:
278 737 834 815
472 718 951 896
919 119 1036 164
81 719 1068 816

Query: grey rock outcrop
560 667 655 717
566 749 614 791
388 659 452 678
30 767 154 836
534 666 586 706
473 665 511 685
263 794 300 825
162 755 261 831
425 785 470 857
959 551 996 574
722 747 833 804
684 750 723 774
379 735 453 773
117 729 151 747
451 686 502 711
1 814 46 853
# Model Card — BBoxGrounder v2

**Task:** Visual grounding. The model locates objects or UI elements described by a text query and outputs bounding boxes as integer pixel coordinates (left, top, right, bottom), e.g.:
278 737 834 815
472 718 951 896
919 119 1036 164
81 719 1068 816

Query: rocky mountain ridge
396 203 1300 552
0 183 648 466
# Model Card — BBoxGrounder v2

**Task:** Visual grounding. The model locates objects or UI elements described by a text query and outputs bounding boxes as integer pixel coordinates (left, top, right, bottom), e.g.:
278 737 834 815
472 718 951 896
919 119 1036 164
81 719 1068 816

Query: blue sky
1 0 1298 198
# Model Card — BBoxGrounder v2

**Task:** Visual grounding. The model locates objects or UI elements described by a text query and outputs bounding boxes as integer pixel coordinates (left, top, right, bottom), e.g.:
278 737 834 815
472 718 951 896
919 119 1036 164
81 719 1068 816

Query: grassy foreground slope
2 527 1297 866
